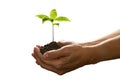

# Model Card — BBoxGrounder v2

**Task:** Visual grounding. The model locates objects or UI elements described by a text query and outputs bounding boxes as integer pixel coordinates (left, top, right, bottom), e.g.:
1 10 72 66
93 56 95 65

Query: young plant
36 9 70 54
36 9 70 42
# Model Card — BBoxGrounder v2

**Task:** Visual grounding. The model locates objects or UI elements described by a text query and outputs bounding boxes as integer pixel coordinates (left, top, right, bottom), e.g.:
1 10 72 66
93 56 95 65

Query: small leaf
50 9 57 19
55 16 70 22
42 18 50 24
36 14 49 19
53 23 59 26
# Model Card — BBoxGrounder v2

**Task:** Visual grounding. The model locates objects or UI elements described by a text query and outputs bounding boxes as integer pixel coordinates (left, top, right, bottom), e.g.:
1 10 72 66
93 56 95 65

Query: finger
35 54 65 75
57 41 73 47
34 51 70 75
34 48 67 69
34 46 50 65
34 47 43 58
32 53 37 60
32 52 41 65
34 46 70 72
32 53 35 58
36 45 41 49
36 60 40 65
33 47 44 63
43 48 69 60
44 56 71 70
34 49 46 65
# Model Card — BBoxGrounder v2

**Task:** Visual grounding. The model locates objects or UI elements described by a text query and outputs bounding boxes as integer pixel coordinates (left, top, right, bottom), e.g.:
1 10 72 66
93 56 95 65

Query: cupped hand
32 41 95 75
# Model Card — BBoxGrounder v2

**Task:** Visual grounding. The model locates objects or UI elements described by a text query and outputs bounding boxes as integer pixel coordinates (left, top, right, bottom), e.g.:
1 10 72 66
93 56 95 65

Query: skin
32 29 120 75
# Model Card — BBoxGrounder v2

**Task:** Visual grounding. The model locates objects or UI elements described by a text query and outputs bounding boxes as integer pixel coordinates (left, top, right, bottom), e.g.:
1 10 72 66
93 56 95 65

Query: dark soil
40 41 61 54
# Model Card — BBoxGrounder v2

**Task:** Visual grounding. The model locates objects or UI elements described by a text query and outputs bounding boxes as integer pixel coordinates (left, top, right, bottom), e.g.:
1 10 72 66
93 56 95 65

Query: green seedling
36 9 70 41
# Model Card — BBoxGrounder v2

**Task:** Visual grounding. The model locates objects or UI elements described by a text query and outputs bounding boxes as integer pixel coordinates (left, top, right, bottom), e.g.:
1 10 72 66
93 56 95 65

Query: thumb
34 46 43 58
43 48 69 60
57 41 73 47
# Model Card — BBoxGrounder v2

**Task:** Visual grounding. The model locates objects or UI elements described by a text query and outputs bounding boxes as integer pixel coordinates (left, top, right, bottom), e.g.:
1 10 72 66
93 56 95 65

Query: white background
0 0 120 80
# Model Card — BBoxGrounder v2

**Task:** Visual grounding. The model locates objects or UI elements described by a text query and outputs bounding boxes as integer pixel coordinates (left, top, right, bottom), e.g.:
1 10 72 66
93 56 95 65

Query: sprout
36 9 70 41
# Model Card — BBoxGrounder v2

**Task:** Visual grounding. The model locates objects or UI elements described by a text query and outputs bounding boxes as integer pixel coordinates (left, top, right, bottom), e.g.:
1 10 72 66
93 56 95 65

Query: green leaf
50 9 57 19
36 14 49 19
53 23 59 26
42 18 50 24
36 14 50 23
55 16 70 22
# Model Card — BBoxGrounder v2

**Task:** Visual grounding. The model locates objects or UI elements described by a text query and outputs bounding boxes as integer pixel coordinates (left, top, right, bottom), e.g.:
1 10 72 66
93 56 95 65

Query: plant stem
52 25 54 42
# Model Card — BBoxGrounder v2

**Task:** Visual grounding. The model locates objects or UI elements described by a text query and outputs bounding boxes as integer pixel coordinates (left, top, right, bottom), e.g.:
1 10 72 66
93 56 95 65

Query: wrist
81 40 102 46
85 45 103 64
88 43 112 64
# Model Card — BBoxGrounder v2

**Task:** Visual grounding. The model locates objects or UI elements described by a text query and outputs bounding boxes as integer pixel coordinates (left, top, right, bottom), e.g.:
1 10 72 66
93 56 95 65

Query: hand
32 29 120 75
32 41 96 75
